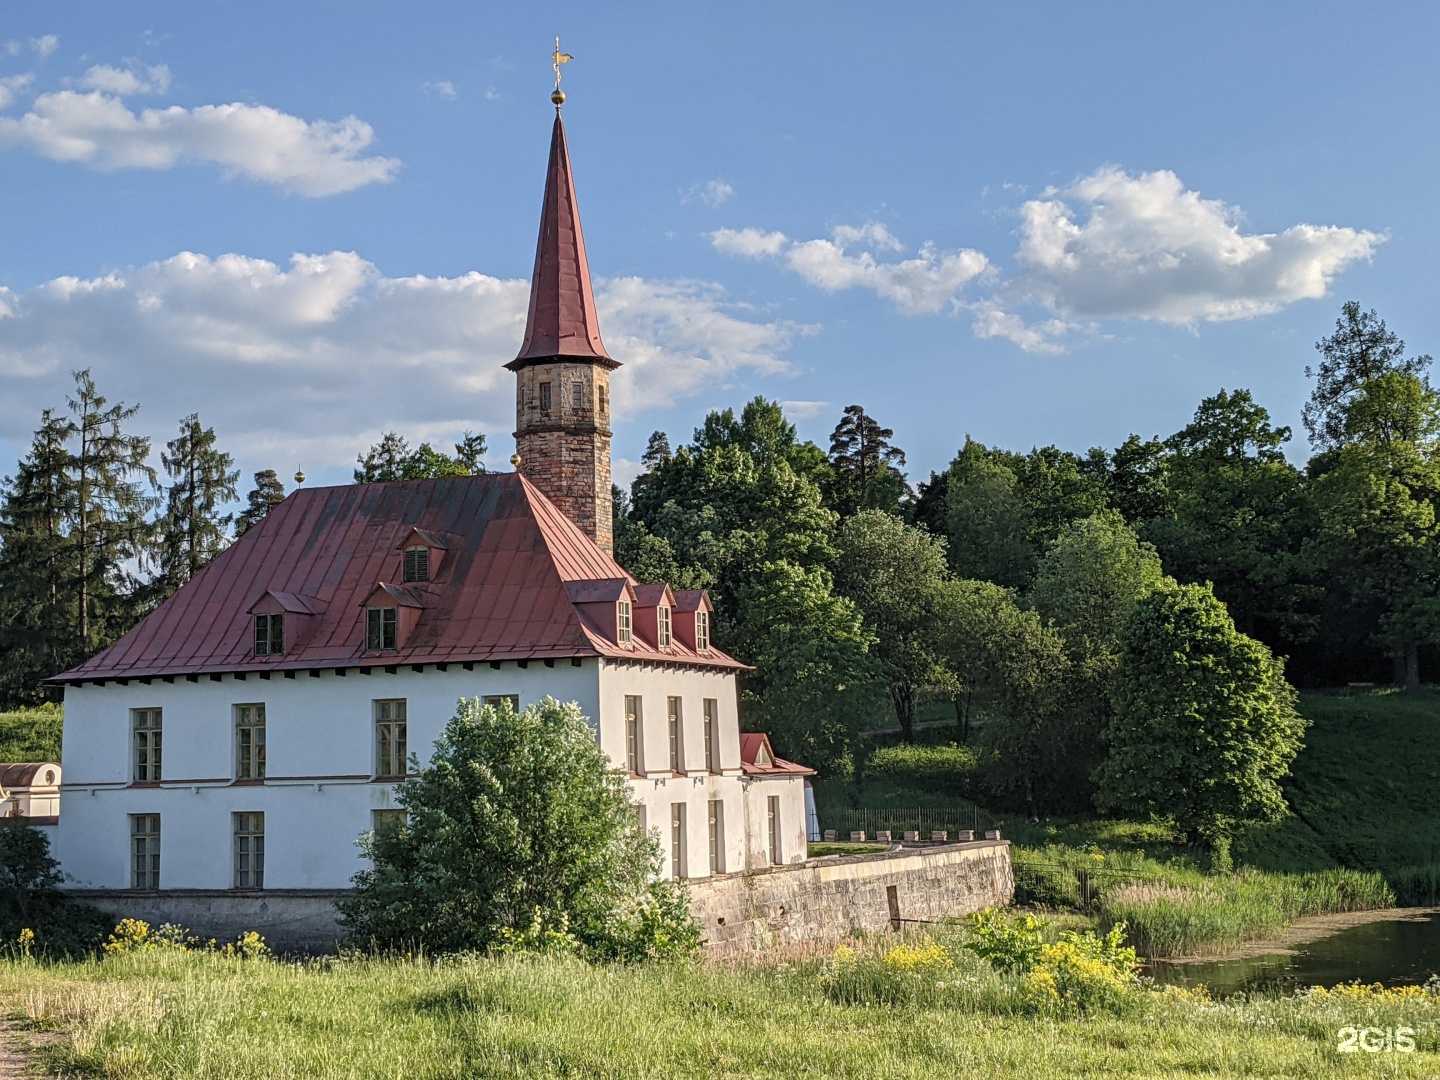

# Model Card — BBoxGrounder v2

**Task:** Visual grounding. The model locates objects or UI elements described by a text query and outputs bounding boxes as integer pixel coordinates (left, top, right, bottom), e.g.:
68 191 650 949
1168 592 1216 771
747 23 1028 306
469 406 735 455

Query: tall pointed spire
507 112 617 370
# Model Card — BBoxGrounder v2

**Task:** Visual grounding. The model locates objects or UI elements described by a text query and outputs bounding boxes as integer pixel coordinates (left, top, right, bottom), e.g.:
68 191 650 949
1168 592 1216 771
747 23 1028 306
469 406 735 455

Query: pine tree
826 405 908 516
64 370 156 654
0 413 77 705
155 414 240 595
454 430 488 474
235 470 286 535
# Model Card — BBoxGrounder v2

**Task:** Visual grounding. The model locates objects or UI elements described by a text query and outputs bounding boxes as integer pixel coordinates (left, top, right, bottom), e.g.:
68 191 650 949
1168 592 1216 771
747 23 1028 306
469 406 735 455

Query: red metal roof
507 113 617 370
739 733 815 777
54 473 744 683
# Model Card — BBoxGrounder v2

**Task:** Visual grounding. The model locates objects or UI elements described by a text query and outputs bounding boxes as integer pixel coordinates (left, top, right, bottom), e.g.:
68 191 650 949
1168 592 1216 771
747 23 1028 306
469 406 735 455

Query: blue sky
0 2 1433 491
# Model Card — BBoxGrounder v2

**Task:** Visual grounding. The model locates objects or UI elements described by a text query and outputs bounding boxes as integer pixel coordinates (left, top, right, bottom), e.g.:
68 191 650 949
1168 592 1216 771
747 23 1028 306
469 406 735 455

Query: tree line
0 372 486 707
614 301 1437 852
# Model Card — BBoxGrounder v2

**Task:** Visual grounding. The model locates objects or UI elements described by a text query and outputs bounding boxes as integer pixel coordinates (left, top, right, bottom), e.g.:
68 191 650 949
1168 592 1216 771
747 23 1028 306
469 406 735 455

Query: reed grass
3 946 1439 1078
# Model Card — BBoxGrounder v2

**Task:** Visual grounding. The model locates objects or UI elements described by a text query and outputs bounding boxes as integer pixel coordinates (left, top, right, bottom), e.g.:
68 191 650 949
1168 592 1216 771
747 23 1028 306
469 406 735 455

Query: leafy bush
962 909 1045 973
1021 924 1141 1017
0 822 108 957
864 743 978 794
339 697 701 962
102 918 271 958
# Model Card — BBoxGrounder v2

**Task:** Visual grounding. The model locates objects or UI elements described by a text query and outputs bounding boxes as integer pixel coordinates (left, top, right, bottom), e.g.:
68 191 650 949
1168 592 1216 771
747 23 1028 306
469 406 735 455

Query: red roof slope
54 473 743 682
507 113 616 370
739 733 815 777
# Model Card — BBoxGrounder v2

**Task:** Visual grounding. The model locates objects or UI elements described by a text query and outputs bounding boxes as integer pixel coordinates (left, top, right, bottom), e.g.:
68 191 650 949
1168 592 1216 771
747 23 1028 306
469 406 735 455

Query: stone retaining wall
67 840 1013 956
688 840 1013 959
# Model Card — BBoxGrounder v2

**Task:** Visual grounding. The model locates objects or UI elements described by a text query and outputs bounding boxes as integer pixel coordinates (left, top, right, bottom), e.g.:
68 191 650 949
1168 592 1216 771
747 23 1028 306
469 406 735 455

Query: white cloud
684 178 734 207
422 80 458 100
6 36 58 59
779 399 829 420
0 252 801 480
81 62 172 96
0 74 33 111
982 166 1383 349
710 227 789 258
0 89 399 195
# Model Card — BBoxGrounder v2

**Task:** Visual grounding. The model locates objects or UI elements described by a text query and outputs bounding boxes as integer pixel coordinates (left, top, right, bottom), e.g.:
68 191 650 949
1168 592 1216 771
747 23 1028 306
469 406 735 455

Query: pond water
1148 911 1440 996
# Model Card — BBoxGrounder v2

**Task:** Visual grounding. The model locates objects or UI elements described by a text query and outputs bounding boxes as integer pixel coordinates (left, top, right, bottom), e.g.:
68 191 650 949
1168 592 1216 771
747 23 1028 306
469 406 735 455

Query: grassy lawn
7 942 1440 1078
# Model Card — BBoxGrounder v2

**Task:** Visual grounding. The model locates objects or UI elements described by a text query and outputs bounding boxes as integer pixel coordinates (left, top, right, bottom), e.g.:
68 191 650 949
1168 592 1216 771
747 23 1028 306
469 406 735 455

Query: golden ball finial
510 453 523 468
551 88 566 107
294 468 306 486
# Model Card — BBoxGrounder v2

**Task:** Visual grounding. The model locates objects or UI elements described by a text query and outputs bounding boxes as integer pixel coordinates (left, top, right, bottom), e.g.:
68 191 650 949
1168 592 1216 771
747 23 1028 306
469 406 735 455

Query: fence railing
822 805 996 840
1011 859 1147 910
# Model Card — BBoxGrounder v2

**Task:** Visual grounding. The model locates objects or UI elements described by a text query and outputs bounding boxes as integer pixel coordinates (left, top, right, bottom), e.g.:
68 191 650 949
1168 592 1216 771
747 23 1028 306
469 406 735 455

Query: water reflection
1148 912 1440 996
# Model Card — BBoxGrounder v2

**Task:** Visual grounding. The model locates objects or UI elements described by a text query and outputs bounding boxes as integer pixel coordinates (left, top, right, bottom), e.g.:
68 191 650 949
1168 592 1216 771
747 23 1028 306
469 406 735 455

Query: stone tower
507 108 618 554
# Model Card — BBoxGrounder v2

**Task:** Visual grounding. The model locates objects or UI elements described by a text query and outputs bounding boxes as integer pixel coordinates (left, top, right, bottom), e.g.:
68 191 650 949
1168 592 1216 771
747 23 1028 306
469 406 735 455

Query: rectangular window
634 803 648 839
402 546 430 583
571 381 583 410
481 694 520 713
703 699 718 773
375 699 408 777
625 695 643 775
366 606 398 651
233 812 265 889
695 610 710 652
234 704 267 780
657 605 672 648
599 385 608 414
130 814 160 889
539 382 553 411
617 600 632 645
708 800 725 875
132 709 162 782
670 802 687 879
371 809 407 836
767 795 782 866
253 613 284 655
667 697 684 773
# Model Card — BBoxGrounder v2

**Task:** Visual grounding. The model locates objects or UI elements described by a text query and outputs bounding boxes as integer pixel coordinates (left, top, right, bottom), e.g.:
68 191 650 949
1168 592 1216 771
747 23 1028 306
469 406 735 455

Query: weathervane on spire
551 37 572 108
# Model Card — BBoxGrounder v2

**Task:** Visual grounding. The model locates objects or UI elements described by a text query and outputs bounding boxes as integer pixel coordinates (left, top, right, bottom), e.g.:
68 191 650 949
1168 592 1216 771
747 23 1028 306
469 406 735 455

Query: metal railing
822 804 996 840
1011 859 1147 911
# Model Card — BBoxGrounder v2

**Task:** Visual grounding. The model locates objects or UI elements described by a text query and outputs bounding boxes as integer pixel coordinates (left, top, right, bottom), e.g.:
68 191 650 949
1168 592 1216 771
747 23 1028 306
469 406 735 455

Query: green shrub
962 909 1045 973
0 822 108 958
865 743 977 794
1021 924 1141 1017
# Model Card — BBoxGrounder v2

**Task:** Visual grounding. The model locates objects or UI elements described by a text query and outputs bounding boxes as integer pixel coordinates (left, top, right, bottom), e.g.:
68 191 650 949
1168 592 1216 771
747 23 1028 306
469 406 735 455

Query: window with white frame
625 695 643 775
695 610 710 652
767 795 782 866
132 708 162 782
481 694 520 713
130 814 160 889
617 599 632 645
703 698 719 773
670 802 687 879
253 613 284 655
657 605 672 648
235 704 266 780
366 606 398 651
708 800 725 875
375 699 408 778
233 812 265 889
667 697 684 773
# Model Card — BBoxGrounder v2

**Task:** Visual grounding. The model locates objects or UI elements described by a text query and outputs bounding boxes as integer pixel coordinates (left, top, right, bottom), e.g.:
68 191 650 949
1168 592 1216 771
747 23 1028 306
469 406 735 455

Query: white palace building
49 98 812 913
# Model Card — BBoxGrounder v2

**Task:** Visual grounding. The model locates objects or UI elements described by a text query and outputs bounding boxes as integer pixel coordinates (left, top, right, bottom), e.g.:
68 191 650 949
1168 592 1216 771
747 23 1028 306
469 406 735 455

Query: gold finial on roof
551 37 572 108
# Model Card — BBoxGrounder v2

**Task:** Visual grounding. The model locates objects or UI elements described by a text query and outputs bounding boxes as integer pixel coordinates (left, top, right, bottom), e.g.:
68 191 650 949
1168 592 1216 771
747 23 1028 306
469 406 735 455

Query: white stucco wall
57 657 808 891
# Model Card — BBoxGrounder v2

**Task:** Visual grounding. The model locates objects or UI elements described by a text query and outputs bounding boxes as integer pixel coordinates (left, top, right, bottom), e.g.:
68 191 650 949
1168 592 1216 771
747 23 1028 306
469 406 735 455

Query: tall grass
0 704 62 762
5 946 1440 1078
1014 844 1393 958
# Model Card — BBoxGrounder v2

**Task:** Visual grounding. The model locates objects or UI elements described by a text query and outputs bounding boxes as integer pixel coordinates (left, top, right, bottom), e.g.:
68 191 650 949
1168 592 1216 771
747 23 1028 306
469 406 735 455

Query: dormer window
695 610 710 652
403 545 430 583
617 600 632 645
367 606 398 652
254 613 284 656
657 605 672 648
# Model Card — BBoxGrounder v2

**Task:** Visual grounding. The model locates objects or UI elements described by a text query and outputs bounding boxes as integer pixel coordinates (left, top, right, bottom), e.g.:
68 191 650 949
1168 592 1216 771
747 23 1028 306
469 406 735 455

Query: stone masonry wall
687 840 1013 959
69 890 346 952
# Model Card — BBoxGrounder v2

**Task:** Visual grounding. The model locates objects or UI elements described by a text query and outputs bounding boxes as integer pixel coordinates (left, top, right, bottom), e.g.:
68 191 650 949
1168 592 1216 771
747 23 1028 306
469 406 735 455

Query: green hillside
1238 688 1440 900
0 705 62 763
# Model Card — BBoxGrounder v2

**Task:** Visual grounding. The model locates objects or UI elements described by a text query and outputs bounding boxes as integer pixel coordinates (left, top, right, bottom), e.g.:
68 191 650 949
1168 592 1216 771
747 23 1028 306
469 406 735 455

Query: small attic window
367 606 398 652
696 610 710 652
657 604 672 648
617 600 632 645
254 613 284 656
403 545 430 583
755 741 773 767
